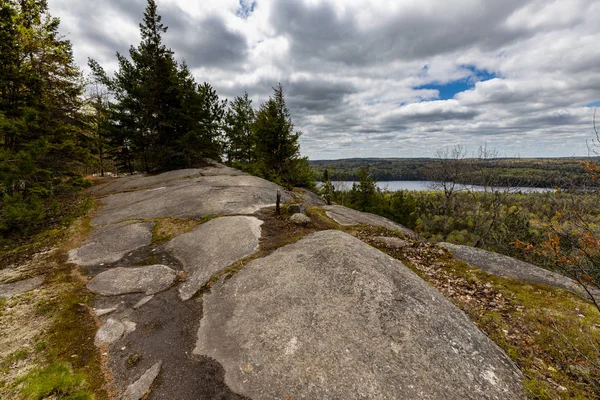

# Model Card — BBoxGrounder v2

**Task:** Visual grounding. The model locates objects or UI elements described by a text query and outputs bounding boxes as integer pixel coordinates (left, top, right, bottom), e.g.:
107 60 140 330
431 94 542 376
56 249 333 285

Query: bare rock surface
195 230 525 400
294 188 327 206
69 222 153 266
164 216 262 300
91 162 244 197
323 205 416 237
0 275 45 298
87 265 177 296
122 361 162 400
440 242 600 300
92 174 291 226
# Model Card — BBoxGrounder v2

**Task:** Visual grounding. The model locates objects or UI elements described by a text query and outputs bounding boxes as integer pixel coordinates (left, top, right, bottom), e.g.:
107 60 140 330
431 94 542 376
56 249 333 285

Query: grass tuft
18 362 93 400
151 216 218 245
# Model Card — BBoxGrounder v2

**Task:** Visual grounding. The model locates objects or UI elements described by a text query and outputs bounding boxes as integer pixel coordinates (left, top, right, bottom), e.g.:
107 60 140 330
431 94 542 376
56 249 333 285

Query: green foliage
252 84 314 189
320 169 334 205
0 193 45 235
89 1 226 173
18 362 93 400
224 92 256 165
355 166 377 211
311 157 591 188
329 180 592 270
0 0 93 239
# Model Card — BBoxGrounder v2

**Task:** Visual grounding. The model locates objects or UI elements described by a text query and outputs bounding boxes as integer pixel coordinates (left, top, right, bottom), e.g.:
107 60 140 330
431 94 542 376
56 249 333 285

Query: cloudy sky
49 0 600 159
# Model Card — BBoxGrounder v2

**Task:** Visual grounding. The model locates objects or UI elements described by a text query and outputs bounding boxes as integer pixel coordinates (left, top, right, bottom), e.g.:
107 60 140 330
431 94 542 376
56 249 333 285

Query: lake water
330 180 553 193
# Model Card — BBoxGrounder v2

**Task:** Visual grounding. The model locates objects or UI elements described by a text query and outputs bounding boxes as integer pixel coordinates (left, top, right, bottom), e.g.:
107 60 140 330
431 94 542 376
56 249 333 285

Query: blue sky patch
415 65 497 100
237 0 256 19
586 101 600 108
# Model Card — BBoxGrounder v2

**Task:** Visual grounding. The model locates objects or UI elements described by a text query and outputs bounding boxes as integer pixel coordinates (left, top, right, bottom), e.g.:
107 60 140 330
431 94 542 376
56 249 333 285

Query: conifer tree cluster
90 1 314 188
0 0 315 240
0 0 92 237
88 0 226 172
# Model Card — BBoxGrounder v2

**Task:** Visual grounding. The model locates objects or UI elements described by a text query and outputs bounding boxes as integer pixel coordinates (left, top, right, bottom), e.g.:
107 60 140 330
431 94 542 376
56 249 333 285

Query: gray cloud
48 0 600 159
162 10 248 68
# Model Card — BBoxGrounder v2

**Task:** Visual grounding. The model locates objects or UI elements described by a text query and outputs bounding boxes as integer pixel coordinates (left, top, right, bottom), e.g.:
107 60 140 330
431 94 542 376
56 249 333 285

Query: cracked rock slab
87 265 177 296
195 230 525 400
322 205 416 237
164 216 262 300
0 275 45 298
440 242 600 300
122 361 162 400
69 222 153 266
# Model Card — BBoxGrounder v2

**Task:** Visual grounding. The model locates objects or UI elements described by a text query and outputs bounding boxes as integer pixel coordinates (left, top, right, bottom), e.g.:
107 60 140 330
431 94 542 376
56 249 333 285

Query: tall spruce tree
89 0 223 172
224 92 255 165
0 0 92 237
253 84 314 188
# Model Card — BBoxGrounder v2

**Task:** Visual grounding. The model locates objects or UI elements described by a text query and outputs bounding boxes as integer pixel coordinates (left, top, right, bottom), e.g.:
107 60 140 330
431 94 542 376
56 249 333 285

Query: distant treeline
310 157 593 188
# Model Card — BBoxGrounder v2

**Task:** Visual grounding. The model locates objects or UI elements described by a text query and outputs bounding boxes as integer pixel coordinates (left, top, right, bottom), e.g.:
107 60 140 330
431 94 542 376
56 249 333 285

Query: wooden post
276 189 281 216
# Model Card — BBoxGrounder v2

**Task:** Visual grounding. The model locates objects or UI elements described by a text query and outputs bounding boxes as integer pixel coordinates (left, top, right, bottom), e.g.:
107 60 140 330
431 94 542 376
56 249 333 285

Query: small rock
122 361 162 400
95 319 125 346
289 213 311 225
133 295 154 309
123 320 137 334
95 307 118 316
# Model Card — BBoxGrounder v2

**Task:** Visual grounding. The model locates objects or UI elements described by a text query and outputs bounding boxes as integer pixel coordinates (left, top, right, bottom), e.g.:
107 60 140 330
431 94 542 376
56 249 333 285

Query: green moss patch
0 209 109 399
151 216 218 245
17 362 93 400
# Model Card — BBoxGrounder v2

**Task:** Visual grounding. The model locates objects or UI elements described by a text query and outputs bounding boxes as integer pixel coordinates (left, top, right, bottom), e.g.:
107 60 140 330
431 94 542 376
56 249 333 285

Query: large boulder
439 242 600 300
323 205 415 237
195 230 524 399
164 216 263 300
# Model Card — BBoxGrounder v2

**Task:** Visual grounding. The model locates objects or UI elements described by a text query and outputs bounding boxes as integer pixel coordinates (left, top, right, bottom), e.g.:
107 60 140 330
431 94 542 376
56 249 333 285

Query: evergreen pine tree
224 92 255 165
357 166 377 211
253 84 314 188
89 0 224 172
321 169 334 205
0 0 92 236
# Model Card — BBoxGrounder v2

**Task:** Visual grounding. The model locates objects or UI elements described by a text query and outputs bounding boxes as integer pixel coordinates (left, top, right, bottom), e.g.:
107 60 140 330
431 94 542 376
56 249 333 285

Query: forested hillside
311 157 592 188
